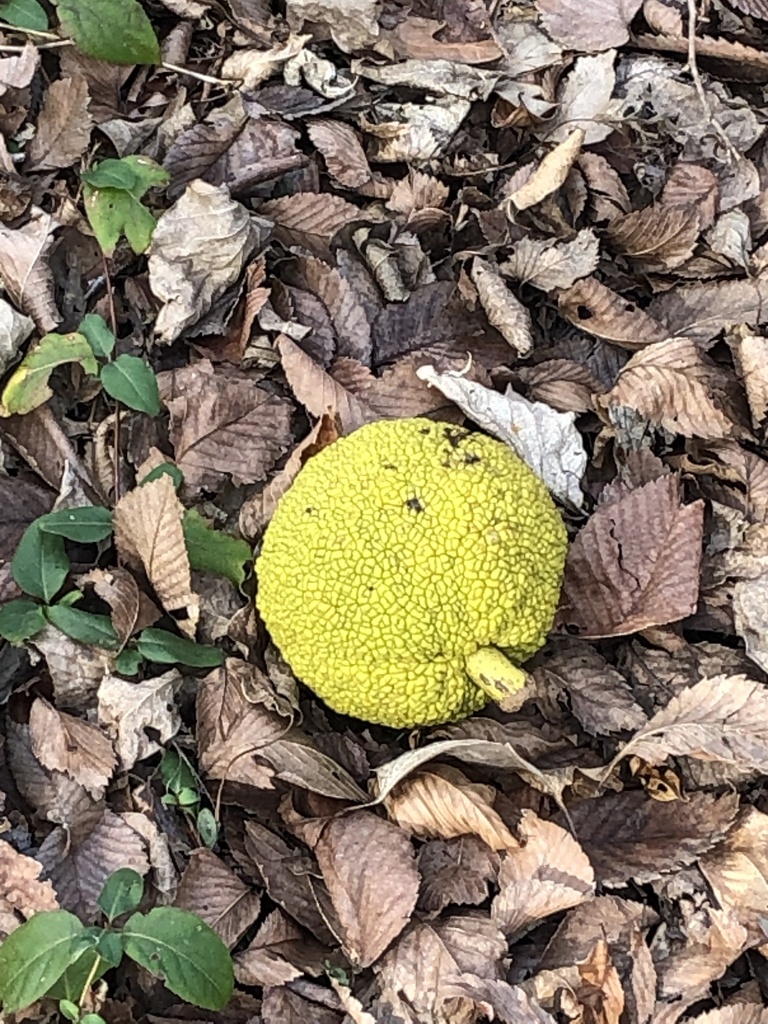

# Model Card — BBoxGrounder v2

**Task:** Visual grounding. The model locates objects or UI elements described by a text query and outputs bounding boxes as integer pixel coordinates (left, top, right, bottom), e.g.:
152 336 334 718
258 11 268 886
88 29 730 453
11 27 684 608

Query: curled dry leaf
612 674 768 774
175 848 261 948
537 0 644 51
559 473 704 638
416 364 587 507
0 842 59 927
648 272 768 344
517 359 601 414
562 790 738 887
307 119 373 189
502 229 600 293
384 764 518 851
158 358 293 493
0 208 60 331
78 567 159 646
287 254 372 364
312 810 420 967
149 180 267 344
508 129 585 211
375 921 465 1023
491 810 595 940
470 258 533 355
113 473 199 637
656 905 748 1001
728 328 768 428
550 51 617 146
277 334 374 433
29 697 116 800
98 670 181 771
599 337 747 440
700 807 768 948
558 276 668 348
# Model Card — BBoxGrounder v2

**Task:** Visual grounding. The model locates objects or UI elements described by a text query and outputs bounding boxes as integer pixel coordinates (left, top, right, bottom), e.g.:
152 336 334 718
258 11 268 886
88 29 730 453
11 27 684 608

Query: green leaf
0 910 83 1013
0 598 47 643
139 463 183 490
81 159 139 191
115 648 143 675
0 332 98 416
122 908 234 1011
59 999 80 1021
83 187 157 257
79 313 115 359
101 355 160 416
39 506 114 543
44 605 120 649
137 629 224 668
54 0 161 65
160 748 196 794
0 0 49 30
46 946 110 1002
183 510 251 587
12 522 68 602
197 808 219 849
99 868 144 923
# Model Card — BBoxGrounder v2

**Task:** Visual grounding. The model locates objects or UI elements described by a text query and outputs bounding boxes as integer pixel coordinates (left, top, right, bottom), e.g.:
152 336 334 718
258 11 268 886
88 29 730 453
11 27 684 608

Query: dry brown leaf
27 75 92 171
0 208 60 331
38 809 149 922
417 836 500 917
307 119 372 189
491 810 594 940
470 258 533 355
384 765 518 851
502 230 599 293
313 810 420 967
175 848 261 948
700 807 768 947
661 162 719 230
693 1009 768 1024
287 254 372 363
508 129 585 211
656 906 748 1000
605 204 700 271
113 474 199 636
30 626 114 713
558 277 668 348
598 337 746 440
613 674 768 774
29 698 116 800
643 0 684 35
278 334 375 432
387 169 449 219
374 921 465 1023
98 670 181 770
537 0 643 51
0 403 99 499
235 908 326 987
385 15 502 63
562 790 739 887
559 474 704 638
578 152 631 221
78 567 159 646
648 272 768 344
260 192 363 260
728 328 768 427
0 843 59 932
517 359 602 414
159 358 292 494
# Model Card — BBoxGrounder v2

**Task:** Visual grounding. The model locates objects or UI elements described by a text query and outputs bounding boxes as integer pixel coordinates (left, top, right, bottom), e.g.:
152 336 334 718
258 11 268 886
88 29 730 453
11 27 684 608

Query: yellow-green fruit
256 417 567 728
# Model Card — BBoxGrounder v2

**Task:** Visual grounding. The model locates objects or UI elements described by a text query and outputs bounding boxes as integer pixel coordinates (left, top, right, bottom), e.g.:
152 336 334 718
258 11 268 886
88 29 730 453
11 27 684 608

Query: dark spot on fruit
382 462 398 470
420 426 431 434
464 452 481 465
406 496 424 512
444 428 466 448
305 506 315 514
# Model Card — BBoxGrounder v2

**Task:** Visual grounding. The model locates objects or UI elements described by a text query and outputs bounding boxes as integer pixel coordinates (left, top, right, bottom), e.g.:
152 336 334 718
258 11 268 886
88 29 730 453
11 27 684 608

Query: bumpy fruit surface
256 417 567 728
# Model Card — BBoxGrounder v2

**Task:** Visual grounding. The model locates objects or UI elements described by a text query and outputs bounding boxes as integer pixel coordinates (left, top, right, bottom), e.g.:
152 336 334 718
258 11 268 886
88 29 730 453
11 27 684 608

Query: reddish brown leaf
260 192 363 259
558 277 668 348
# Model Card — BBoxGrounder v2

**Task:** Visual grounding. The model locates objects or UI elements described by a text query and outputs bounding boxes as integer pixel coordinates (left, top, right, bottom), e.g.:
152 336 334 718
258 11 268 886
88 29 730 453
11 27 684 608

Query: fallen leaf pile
3 0 768 1021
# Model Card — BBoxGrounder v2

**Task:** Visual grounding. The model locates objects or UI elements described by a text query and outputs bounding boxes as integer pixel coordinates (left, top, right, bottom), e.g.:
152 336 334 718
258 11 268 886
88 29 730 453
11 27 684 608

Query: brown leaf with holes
27 75 92 171
114 474 199 636
558 277 668 348
260 192 363 260
384 765 519 851
537 0 643 51
29 697 116 800
491 810 594 940
561 790 738 887
158 358 293 493
175 848 261 948
312 810 420 967
599 337 747 440
307 120 373 189
605 204 700 271
559 473 704 638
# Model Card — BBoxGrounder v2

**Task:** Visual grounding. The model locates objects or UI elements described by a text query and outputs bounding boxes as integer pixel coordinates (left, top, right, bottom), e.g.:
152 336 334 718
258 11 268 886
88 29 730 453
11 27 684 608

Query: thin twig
685 0 741 162
161 60 233 86
0 19 59 39
102 255 122 504
0 39 71 52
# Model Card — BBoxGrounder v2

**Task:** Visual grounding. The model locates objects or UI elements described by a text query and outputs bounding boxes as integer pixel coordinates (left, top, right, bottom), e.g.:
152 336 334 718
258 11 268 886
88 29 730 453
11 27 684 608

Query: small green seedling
0 868 234 1017
160 748 219 848
82 156 169 257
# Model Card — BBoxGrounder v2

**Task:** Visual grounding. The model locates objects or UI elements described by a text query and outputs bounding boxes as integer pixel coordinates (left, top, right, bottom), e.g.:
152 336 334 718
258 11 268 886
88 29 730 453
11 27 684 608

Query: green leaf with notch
79 313 116 359
40 506 113 543
101 355 160 415
0 598 47 644
183 510 252 587
12 522 68 602
137 628 224 668
0 0 48 30
45 605 120 649
0 910 83 1013
53 0 161 65
0 332 97 417
122 907 233 1010
82 156 169 256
